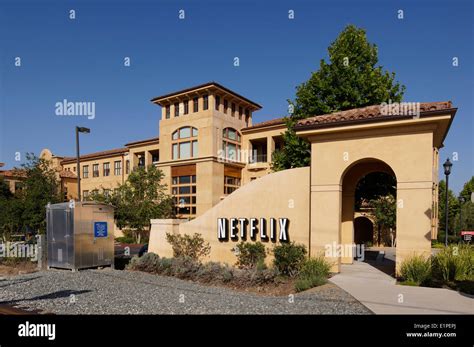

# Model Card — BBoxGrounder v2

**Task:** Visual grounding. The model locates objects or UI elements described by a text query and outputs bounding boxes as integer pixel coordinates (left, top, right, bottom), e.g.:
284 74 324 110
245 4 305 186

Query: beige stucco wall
62 153 129 195
241 125 286 183
303 120 438 273
155 92 259 217
128 142 159 169
149 167 310 266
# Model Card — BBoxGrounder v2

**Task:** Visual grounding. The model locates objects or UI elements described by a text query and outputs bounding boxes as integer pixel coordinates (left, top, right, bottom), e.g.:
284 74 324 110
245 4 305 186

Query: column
395 181 433 275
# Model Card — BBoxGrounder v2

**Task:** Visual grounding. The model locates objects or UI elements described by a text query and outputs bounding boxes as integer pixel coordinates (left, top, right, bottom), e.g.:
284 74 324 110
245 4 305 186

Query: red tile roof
241 117 286 131
125 136 160 147
0 169 26 178
59 170 77 179
61 148 129 164
295 101 454 130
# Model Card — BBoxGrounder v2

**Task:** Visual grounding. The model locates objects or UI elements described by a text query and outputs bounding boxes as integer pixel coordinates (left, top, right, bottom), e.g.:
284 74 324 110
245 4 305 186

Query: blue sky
0 0 472 193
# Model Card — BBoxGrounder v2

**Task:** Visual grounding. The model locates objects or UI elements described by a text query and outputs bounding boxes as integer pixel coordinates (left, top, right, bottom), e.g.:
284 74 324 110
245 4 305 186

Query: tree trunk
377 225 381 246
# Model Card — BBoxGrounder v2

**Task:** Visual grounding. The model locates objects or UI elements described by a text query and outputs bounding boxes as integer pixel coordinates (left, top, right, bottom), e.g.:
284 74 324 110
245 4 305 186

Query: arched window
222 127 241 161
172 127 198 159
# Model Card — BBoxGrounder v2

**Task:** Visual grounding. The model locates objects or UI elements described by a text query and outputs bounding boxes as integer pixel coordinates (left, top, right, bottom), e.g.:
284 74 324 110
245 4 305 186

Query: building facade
34 83 455 273
148 100 455 274
42 82 288 219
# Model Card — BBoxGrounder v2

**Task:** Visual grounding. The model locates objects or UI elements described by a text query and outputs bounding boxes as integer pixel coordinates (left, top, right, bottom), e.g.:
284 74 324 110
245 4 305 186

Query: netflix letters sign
217 218 289 242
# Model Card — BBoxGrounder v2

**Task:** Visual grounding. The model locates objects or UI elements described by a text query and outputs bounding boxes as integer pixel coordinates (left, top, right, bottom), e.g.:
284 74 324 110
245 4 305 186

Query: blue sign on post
94 222 108 238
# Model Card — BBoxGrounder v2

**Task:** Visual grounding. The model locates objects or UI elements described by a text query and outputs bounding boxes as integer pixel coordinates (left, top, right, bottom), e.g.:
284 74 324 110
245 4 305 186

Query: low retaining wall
149 167 311 266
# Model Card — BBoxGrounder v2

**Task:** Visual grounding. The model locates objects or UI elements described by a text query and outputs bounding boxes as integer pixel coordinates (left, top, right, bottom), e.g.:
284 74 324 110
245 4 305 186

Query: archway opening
355 171 397 247
341 159 397 276
354 216 374 246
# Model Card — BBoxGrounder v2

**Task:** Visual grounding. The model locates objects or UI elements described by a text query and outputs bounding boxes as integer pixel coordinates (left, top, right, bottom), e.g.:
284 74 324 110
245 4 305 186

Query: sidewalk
330 262 474 314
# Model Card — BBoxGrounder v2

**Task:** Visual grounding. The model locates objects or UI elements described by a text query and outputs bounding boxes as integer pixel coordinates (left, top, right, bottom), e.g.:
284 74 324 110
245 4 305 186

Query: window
171 174 197 216
152 152 159 163
224 176 241 195
73 166 76 172
63 187 68 202
103 162 110 177
231 102 236 116
203 95 209 110
184 100 189 115
114 161 122 176
166 105 171 119
239 106 243 120
222 127 241 161
104 189 111 197
82 165 89 178
171 126 198 159
215 95 220 110
93 164 99 177
126 160 130 174
245 109 250 126
174 102 179 117
193 97 199 112
224 99 228 114
83 190 89 200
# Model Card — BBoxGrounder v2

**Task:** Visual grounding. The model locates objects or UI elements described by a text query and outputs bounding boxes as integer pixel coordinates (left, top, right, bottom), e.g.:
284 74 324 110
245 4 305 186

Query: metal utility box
47 201 114 271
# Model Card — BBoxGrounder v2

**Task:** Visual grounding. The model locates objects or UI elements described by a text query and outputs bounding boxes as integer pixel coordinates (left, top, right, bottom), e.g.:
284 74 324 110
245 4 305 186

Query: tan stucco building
42 82 288 218
35 82 455 273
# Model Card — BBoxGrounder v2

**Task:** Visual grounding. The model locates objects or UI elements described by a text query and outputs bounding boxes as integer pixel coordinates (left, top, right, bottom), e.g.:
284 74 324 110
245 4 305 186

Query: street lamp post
76 126 90 201
443 158 453 246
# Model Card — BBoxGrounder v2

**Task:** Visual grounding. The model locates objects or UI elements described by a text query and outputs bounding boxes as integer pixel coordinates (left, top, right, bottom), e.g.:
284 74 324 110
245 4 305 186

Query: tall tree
369 194 396 246
272 24 405 170
355 172 396 210
15 153 61 234
455 176 474 233
459 176 474 203
438 180 460 240
91 165 174 243
0 177 20 241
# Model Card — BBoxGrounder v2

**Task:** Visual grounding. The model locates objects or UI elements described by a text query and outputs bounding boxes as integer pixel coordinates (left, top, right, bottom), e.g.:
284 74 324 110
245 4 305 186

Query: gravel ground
0 269 372 314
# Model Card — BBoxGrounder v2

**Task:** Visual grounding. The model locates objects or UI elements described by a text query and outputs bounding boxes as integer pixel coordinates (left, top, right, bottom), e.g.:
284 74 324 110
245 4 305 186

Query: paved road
0 269 371 315
330 262 474 314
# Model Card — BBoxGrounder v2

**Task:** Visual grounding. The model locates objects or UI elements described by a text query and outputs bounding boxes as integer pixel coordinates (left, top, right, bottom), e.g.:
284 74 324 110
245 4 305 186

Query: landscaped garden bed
398 243 473 295
0 257 37 276
128 233 333 296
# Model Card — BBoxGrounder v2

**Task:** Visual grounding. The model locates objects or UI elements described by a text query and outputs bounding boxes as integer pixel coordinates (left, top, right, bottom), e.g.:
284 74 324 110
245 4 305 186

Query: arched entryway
354 216 374 245
302 109 450 274
340 158 397 266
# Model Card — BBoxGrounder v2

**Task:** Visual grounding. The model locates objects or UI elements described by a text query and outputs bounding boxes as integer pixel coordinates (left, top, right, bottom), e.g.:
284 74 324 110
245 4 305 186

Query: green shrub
294 256 331 292
273 242 307 277
235 241 266 269
295 276 327 292
233 267 279 286
128 255 234 284
432 244 473 282
115 236 135 244
399 254 432 286
170 256 202 279
128 252 161 272
165 233 211 261
197 261 234 283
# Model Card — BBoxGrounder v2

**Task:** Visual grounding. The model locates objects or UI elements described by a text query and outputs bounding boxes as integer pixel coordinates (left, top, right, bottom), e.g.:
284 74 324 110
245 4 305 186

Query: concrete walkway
330 262 474 314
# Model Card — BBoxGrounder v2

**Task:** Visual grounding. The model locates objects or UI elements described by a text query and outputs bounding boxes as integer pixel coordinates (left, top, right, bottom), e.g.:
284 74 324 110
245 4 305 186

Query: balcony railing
248 154 267 163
